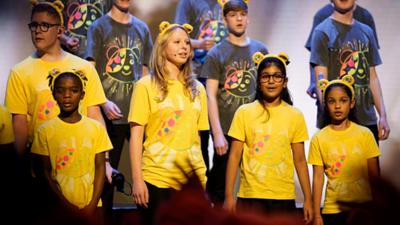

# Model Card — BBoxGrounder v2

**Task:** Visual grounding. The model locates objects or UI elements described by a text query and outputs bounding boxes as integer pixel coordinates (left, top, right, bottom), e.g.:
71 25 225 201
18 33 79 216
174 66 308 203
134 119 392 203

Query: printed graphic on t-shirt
37 91 59 121
66 0 105 38
338 40 371 106
325 144 369 199
247 125 291 180
193 16 227 64
55 137 92 177
102 36 142 97
223 60 257 105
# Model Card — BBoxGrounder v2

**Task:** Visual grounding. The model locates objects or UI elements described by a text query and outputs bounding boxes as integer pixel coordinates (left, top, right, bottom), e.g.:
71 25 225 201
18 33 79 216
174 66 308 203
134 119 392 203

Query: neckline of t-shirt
33 51 71 64
327 121 354 135
106 14 134 27
224 38 251 48
56 115 84 126
329 17 354 28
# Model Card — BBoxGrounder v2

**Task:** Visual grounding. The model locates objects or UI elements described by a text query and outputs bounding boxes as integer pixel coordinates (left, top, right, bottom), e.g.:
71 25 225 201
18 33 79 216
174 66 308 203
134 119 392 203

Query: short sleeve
5 69 28 115
128 79 151 125
200 51 221 80
31 126 50 156
197 83 209 131
83 64 107 107
94 124 113 154
228 106 245 142
310 29 329 67
84 22 102 61
363 129 381 159
0 107 14 144
308 134 323 166
142 26 153 66
292 111 309 143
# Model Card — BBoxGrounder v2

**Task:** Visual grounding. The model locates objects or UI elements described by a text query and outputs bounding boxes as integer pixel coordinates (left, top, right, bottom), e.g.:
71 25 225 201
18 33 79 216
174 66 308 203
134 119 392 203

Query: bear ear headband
30 0 65 25
318 75 355 100
159 21 193 36
252 52 290 70
47 68 88 91
218 0 249 9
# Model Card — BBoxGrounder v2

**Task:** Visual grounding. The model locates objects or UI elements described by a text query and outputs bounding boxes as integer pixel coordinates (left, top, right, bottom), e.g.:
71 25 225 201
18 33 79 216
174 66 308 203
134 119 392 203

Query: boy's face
224 10 248 37
113 0 130 11
53 77 84 114
331 0 356 13
30 12 62 53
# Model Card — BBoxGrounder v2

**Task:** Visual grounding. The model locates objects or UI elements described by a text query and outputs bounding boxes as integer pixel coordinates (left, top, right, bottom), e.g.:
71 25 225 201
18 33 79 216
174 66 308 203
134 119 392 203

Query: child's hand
222 197 236 213
132 179 149 208
213 133 228 155
303 199 313 224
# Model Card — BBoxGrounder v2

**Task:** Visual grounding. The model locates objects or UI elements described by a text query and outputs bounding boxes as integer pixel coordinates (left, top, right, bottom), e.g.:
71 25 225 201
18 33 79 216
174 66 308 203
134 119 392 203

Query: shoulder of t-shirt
90 13 110 28
206 39 227 56
351 122 373 137
282 102 304 117
249 38 268 52
314 17 333 33
194 79 205 90
130 15 151 31
237 101 259 114
11 55 36 72
136 75 152 86
353 19 374 35
82 115 104 129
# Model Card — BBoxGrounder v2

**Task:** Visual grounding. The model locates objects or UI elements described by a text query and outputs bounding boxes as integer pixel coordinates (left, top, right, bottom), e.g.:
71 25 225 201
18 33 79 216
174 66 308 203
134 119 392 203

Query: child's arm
367 156 380 199
129 123 148 208
83 152 106 214
369 67 390 140
223 139 243 213
37 154 78 211
11 114 28 157
312 165 325 225
292 142 313 224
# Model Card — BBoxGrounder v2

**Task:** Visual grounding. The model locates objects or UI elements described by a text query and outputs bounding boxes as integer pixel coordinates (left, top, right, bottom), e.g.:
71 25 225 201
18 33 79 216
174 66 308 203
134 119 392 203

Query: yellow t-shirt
5 53 106 143
31 116 112 209
128 76 209 189
228 101 308 199
0 105 14 145
308 122 380 214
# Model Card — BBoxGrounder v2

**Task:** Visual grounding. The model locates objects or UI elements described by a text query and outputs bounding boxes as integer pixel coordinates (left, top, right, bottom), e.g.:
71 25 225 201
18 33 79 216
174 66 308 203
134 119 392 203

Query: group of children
0 0 389 225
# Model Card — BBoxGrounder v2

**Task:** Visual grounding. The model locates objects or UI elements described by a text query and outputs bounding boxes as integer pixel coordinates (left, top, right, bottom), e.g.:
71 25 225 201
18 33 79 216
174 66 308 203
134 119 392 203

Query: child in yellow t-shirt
128 21 209 225
5 0 106 159
224 52 313 223
31 70 112 219
309 76 380 225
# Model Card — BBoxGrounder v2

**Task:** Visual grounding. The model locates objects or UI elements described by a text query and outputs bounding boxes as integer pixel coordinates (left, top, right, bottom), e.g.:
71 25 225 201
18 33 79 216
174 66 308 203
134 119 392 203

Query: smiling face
30 11 62 53
325 85 355 123
164 28 191 68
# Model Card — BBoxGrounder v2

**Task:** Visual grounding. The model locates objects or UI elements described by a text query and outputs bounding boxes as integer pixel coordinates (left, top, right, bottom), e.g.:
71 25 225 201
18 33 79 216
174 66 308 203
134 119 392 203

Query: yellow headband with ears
252 52 290 70
218 0 249 10
159 21 193 37
318 75 355 100
31 0 65 25
47 69 88 91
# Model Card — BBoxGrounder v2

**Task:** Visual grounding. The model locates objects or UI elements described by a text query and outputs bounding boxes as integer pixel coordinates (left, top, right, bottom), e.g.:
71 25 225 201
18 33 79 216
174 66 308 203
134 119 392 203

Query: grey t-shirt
310 18 382 126
175 0 227 76
201 38 268 134
86 15 153 124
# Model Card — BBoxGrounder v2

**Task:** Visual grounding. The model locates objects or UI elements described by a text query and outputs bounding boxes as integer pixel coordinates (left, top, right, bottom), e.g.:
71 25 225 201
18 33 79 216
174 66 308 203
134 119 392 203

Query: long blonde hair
149 26 199 102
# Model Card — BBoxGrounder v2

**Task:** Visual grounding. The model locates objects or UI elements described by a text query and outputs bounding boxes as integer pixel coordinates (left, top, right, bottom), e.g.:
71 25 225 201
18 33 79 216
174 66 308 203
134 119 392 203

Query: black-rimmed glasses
260 72 285 83
28 22 60 32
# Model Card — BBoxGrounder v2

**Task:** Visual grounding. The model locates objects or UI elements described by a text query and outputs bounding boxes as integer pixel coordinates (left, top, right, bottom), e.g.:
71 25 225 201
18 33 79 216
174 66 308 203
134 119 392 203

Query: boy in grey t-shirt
85 0 153 217
200 0 268 204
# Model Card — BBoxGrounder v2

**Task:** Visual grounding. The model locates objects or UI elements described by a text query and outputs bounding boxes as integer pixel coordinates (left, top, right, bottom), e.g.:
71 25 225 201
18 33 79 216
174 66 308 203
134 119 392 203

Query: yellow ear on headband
218 0 249 9
47 68 88 91
159 21 193 35
252 51 290 70
31 0 65 25
318 75 355 100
